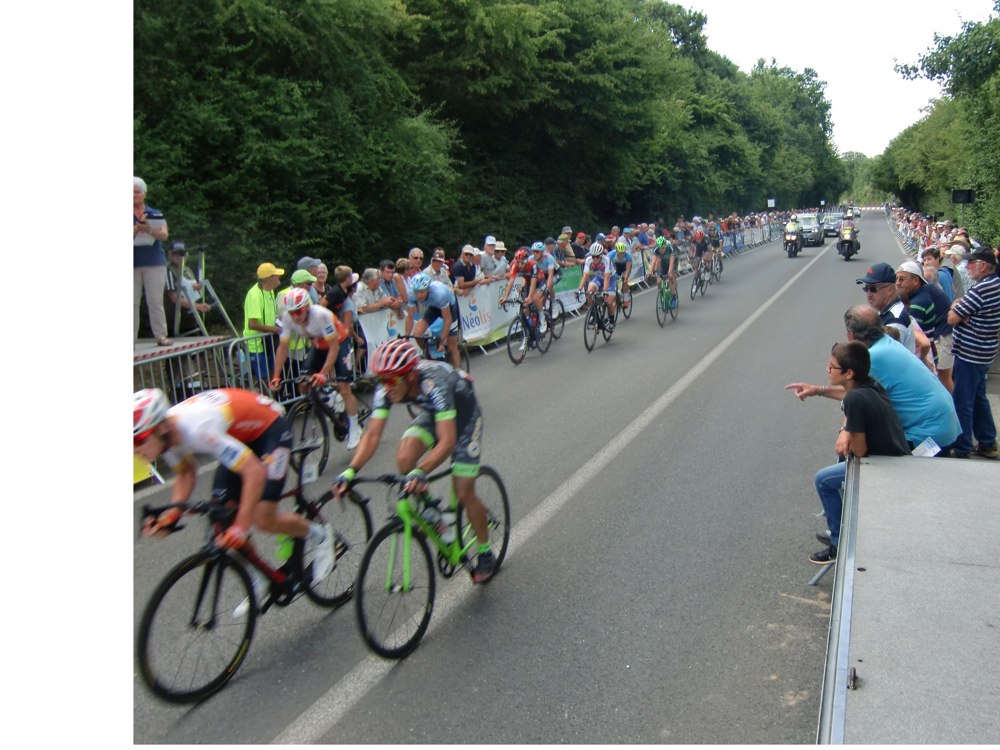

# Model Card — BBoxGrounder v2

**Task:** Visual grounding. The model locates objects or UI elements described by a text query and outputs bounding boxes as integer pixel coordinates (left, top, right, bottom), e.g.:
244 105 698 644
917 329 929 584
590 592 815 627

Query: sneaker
233 566 268 619
539 316 548 333
952 451 971 459
809 545 838 566
605 320 615 333
309 524 336 582
472 549 496 584
518 339 528 354
815 530 833 545
346 427 362 450
973 443 999 459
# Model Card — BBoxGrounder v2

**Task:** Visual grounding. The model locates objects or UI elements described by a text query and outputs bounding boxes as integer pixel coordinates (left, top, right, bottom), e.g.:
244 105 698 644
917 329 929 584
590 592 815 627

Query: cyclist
647 234 678 308
706 213 724 269
134 387 334 578
500 247 547 337
404 272 463 369
608 241 634 310
579 241 617 330
269 288 363 449
690 227 710 278
532 239 561 315
333 338 497 584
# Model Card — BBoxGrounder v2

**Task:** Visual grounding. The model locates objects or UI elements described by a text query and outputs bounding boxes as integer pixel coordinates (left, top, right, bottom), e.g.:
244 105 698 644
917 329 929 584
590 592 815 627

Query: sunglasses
377 374 403 389
134 428 157 448
861 284 889 293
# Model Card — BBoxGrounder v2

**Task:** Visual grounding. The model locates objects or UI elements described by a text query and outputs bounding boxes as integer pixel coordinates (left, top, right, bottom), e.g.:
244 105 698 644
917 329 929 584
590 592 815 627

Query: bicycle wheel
355 520 435 659
137 552 255 703
304 490 373 608
583 305 600 351
716 254 724 280
548 299 565 340
456 466 511 574
669 286 678 320
700 269 708 296
622 284 633 319
690 269 699 300
289 399 329 478
506 317 527 365
656 283 667 327
536 321 553 354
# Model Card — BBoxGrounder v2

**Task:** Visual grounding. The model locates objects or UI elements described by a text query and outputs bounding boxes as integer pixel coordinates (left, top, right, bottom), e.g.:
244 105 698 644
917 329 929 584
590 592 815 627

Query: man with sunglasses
855 263 932 364
134 387 335 583
946 248 1000 458
332 338 498 584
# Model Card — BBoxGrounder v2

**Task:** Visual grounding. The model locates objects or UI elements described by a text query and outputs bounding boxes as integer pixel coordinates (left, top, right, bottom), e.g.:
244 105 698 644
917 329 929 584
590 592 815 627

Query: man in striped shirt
947 249 1000 458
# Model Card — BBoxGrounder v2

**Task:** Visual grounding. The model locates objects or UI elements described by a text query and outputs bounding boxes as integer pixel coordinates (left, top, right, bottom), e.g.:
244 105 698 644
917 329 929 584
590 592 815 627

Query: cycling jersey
409 279 460 334
371 360 483 475
508 259 545 286
707 223 722 248
278 305 346 349
692 236 710 257
163 388 291 478
607 248 633 274
652 241 676 275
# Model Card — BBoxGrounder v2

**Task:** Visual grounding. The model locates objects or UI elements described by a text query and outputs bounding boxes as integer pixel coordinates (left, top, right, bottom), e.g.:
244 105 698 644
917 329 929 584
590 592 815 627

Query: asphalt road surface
134 212 904 744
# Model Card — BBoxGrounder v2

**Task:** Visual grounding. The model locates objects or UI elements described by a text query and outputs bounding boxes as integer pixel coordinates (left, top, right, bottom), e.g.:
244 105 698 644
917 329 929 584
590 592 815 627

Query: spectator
297 256 323 304
480 236 501 281
164 242 211 336
808 341 910 565
855 263 931 362
243 262 284 384
378 259 407 310
946 248 1000 459
920 246 956 301
277 268 317 317
492 241 510 278
133 176 172 346
426 247 453 287
313 262 331 307
571 232 589 260
555 234 580 269
450 245 480 296
896 260 955 391
407 247 425 269
355 267 391 315
786 305 960 453
944 243 972 297
396 257 416 297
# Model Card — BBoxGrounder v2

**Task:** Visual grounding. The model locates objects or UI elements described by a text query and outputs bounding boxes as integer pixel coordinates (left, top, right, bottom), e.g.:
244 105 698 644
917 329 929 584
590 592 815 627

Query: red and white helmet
134 388 169 440
285 287 311 312
370 338 421 378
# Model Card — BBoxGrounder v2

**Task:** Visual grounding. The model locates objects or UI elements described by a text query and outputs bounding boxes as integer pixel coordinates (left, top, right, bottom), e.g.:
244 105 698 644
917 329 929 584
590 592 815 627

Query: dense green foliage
134 0 847 313
873 0 1000 242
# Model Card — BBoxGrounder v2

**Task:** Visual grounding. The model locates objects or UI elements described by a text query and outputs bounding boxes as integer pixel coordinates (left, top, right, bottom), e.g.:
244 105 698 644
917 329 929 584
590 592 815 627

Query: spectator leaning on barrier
946 248 1000 459
378 259 407 310
243 262 284 383
492 241 510 278
896 260 955 392
786 305 960 454
355 268 391 315
481 236 498 279
807 341 910 566
134 176 172 346
855 263 931 363
919 246 956 301
451 245 480 296
571 232 589 260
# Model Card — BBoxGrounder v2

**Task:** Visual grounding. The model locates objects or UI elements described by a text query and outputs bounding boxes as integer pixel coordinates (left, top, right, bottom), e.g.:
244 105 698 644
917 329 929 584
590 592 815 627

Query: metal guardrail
816 455 860 744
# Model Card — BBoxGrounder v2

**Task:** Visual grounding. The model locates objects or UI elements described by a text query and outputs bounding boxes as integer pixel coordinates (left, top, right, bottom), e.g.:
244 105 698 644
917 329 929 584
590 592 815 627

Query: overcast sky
689 0 997 157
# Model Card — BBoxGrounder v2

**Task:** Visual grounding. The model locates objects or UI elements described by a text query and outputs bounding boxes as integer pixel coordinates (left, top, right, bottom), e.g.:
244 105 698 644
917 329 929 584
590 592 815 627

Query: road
134 212 902 744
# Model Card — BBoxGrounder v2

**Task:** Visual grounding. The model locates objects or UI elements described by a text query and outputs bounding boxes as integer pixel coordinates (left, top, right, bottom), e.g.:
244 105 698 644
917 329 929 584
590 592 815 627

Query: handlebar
139 499 237 535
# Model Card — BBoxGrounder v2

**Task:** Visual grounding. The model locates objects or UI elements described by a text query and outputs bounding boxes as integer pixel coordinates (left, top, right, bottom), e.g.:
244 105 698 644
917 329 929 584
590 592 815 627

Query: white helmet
589 242 605 257
790 214 798 221
134 388 169 439
285 287 311 312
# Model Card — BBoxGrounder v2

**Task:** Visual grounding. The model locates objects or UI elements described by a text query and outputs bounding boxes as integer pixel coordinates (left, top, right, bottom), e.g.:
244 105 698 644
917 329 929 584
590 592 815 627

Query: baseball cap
595 232 607 242
543 236 556 245
291 269 317 284
896 261 926 283
461 244 476 256
576 232 586 240
961 248 997 265
257 262 284 279
297 256 321 270
558 234 570 242
855 263 895 285
484 235 497 245
169 241 187 254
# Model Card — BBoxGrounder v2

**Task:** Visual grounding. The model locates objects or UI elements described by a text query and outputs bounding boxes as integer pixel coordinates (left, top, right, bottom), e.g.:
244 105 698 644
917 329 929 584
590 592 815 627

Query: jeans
951 357 997 455
815 461 847 548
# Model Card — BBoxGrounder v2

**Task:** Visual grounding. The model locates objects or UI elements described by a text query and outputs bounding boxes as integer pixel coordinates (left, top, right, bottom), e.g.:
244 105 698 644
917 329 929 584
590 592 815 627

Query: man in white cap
451 245 481 296
481 236 499 279
896 260 955 391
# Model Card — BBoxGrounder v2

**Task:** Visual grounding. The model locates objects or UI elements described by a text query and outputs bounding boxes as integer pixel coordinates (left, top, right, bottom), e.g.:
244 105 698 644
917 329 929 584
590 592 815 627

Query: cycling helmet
514 248 529 264
285 287 311 312
530 241 545 252
134 388 169 439
371 338 421 378
656 236 667 248
693 229 705 241
790 214 798 221
614 241 627 253
410 272 432 292
589 242 605 256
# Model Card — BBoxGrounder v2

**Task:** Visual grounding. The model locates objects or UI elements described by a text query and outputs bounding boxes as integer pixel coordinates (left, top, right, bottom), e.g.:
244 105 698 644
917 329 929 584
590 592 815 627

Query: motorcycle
784 231 801 258
837 225 859 261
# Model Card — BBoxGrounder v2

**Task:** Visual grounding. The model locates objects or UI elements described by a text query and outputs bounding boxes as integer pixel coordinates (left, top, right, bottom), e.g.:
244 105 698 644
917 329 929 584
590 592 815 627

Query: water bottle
275 534 294 563
420 497 441 526
439 510 456 544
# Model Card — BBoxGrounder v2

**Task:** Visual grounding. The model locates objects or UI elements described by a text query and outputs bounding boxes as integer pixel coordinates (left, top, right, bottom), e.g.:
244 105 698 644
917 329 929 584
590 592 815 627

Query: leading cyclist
607 241 634 311
134 387 334 577
332 338 497 584
579 241 617 330
647 234 678 308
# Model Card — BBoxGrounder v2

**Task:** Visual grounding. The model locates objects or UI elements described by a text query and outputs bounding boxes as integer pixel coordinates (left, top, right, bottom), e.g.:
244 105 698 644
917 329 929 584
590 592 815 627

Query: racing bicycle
348 466 510 658
690 256 711 299
286 376 373 479
136 440 373 703
502 298 553 365
653 273 678 326
578 289 615 351
614 275 634 320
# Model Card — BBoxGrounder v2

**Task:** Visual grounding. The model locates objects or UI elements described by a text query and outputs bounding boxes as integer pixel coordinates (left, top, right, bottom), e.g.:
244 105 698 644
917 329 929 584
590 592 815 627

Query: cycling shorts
403 393 483 477
420 299 461 336
589 274 614 293
212 416 292 503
